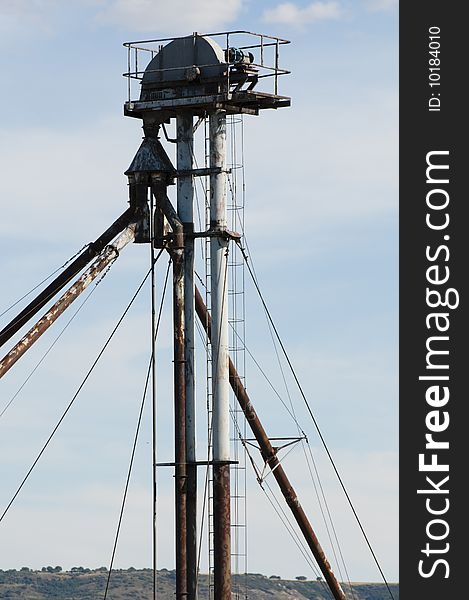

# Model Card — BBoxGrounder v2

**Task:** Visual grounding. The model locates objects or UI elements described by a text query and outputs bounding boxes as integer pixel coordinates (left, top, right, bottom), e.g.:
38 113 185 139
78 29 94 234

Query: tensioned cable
239 424 334 598
281 368 356 597
195 268 355 597
228 393 335 599
262 478 335 600
261 295 352 594
195 398 213 591
237 242 395 600
195 270 303 429
0 263 111 421
103 355 152 600
0 244 88 319
305 441 358 600
194 276 343 592
194 274 337 598
104 257 170 600
228 213 357 597
0 253 163 525
235 414 332 598
152 256 171 600
195 304 356 599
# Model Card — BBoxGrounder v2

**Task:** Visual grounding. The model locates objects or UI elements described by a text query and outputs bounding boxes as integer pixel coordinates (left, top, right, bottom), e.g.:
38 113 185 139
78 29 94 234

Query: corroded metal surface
173 247 188 600
176 113 197 600
153 183 188 599
0 207 136 350
213 463 232 599
125 136 175 176
209 110 232 600
0 225 137 381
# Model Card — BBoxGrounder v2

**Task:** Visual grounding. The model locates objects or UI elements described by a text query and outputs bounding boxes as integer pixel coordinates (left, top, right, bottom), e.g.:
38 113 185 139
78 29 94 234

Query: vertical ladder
204 116 215 600
205 114 249 599
227 114 248 599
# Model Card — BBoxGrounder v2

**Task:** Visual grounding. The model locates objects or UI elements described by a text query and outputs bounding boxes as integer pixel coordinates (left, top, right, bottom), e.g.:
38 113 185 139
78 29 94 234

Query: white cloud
263 1 343 26
96 0 242 33
0 0 58 35
365 0 398 11
0 0 242 36
0 0 55 16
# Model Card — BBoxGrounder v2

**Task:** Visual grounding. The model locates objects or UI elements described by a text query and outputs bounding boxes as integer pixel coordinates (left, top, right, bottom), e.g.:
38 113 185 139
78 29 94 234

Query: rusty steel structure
194 287 347 600
0 224 137 381
122 31 292 600
152 183 189 599
209 109 232 598
176 113 197 599
172 237 188 599
0 31 352 600
0 207 136 350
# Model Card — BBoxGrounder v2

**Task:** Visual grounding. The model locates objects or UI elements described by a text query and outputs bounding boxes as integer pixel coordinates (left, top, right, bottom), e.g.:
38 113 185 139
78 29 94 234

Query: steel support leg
209 110 231 600
173 244 187 600
177 113 197 600
194 286 347 600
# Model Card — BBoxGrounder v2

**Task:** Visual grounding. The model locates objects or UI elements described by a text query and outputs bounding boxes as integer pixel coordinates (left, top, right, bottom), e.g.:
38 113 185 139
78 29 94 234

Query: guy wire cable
0 244 89 319
104 257 170 600
237 240 395 600
0 251 164 525
0 262 111 421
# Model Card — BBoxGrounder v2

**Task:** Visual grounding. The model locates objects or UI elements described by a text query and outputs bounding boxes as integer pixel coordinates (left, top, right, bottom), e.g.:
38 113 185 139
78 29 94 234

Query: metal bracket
243 436 306 453
191 228 241 241
174 167 231 178
242 435 307 483
155 460 239 467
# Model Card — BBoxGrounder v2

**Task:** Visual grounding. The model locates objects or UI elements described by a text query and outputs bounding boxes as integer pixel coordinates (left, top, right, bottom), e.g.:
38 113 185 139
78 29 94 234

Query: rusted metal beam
152 183 188 600
0 207 136 350
176 113 197 600
0 225 137 381
194 286 347 600
173 246 188 600
213 461 231 598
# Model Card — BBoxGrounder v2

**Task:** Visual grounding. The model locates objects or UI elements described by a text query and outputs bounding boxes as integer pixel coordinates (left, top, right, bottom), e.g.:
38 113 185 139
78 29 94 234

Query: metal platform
123 31 291 119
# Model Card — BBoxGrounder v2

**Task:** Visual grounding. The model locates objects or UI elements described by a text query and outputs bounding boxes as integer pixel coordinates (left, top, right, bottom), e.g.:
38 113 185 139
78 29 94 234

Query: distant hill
0 568 399 599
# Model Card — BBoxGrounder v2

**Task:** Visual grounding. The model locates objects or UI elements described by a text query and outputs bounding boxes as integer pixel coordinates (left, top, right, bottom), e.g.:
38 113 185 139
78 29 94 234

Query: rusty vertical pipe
155 184 189 600
213 462 231 598
194 287 347 600
177 113 197 600
173 244 188 600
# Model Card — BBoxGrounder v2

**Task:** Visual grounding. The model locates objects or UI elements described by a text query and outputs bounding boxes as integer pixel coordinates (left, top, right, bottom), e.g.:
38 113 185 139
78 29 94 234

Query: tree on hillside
296 576 307 581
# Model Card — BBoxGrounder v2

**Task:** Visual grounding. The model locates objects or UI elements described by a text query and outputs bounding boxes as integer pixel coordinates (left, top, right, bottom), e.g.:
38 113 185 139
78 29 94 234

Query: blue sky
0 0 398 585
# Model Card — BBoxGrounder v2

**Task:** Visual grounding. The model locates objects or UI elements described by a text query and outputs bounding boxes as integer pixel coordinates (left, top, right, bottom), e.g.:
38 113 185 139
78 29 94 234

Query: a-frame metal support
194 286 347 600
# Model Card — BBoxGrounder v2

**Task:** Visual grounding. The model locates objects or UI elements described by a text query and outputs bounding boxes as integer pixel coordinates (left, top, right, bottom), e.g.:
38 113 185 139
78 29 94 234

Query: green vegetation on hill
0 568 399 599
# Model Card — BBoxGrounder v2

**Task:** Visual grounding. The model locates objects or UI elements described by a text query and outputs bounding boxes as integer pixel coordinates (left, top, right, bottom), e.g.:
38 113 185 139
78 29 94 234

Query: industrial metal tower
123 31 290 600
0 30 350 600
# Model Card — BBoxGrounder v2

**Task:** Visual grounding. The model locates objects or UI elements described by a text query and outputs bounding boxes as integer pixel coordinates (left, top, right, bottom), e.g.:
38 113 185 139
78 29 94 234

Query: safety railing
123 30 290 102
